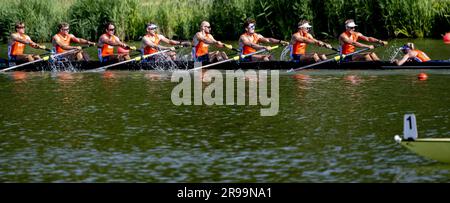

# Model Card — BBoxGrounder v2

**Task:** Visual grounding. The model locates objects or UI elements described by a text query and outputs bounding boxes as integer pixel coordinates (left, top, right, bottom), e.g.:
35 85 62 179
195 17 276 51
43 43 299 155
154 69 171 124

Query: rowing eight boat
1 59 449 72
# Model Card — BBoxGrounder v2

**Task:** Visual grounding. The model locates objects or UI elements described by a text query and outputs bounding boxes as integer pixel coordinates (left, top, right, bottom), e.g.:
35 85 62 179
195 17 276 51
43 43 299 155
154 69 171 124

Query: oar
0 48 82 72
36 45 53 53
325 47 340 56
190 45 279 71
223 44 241 52
88 49 171 72
287 46 375 72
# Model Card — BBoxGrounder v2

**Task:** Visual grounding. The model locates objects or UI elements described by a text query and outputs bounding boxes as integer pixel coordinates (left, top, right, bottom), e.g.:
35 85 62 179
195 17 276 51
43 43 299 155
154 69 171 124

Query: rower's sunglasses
204 26 211 28
16 26 25 29
62 28 69 31
108 28 115 31
248 25 255 29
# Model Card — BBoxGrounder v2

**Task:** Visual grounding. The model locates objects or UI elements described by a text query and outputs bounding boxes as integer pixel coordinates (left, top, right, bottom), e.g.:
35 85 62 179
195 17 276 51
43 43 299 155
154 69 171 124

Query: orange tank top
100 34 116 57
143 34 160 55
241 33 260 55
341 31 358 55
53 34 73 53
414 49 431 62
9 34 29 56
194 33 211 57
292 32 313 55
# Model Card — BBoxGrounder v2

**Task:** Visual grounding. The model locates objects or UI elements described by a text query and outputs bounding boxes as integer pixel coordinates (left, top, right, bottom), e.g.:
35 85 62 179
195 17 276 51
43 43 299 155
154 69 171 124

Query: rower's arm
293 34 316 44
240 35 266 50
11 33 39 48
339 33 371 49
160 35 179 45
161 35 191 47
261 37 288 45
197 33 219 45
144 35 172 50
101 35 125 47
359 34 388 45
72 36 95 46
53 36 78 50
395 54 411 66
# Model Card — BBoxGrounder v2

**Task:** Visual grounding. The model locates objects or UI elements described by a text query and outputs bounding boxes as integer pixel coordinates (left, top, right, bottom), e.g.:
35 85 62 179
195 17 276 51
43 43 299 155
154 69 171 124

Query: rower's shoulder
194 31 202 36
10 32 20 38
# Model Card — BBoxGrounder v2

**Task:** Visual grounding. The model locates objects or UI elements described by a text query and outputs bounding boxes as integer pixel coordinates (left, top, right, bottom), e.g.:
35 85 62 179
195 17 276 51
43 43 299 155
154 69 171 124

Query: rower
394 43 431 66
52 22 95 61
98 22 134 63
338 19 388 61
239 18 289 61
290 20 333 63
192 21 228 62
140 22 191 61
8 22 46 62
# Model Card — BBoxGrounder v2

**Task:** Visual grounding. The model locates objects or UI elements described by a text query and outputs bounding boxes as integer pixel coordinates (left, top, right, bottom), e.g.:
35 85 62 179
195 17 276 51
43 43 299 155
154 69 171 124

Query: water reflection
12 71 28 82
0 70 449 182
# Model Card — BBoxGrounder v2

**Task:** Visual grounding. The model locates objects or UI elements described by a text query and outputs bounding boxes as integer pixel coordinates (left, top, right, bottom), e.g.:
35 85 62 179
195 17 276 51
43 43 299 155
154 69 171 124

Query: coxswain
394 43 431 66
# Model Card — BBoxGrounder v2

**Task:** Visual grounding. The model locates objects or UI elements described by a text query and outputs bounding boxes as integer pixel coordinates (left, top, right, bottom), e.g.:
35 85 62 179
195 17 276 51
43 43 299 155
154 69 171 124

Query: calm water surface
0 69 449 182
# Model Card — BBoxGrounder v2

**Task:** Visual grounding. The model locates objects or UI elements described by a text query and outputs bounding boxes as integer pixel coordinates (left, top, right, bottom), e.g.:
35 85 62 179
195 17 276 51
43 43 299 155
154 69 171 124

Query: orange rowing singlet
53 34 74 53
193 33 211 57
100 34 116 57
292 32 313 55
240 33 260 55
143 34 160 55
8 33 31 57
341 31 359 54
414 49 431 62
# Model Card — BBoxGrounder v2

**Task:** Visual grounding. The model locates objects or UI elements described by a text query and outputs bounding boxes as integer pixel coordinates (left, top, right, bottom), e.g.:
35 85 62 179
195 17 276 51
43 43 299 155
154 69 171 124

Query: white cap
346 22 358 28
299 23 312 28
147 24 158 29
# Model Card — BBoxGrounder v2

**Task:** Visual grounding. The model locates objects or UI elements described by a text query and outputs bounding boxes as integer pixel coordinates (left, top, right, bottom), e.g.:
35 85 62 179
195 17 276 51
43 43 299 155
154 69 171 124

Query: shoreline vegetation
0 0 449 43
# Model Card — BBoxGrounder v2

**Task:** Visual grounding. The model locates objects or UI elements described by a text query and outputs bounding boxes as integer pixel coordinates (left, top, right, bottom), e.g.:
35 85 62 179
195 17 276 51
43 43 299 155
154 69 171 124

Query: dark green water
0 69 449 182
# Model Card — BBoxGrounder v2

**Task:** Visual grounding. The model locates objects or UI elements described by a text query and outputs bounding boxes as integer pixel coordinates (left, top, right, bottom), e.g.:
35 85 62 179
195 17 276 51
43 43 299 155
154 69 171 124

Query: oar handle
224 44 241 52
240 45 279 58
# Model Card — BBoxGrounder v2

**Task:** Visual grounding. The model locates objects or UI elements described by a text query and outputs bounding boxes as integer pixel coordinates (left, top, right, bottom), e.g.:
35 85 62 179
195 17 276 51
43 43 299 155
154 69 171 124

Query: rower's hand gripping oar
287 45 378 73
223 44 241 52
190 45 279 71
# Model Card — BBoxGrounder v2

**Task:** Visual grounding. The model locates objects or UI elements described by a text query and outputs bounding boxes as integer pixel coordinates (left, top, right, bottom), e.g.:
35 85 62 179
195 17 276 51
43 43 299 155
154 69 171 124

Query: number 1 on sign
403 114 418 140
